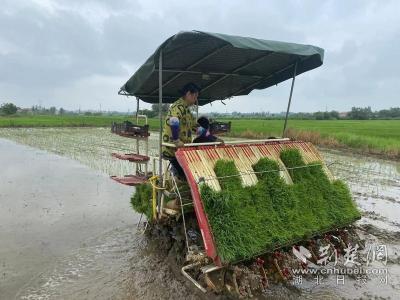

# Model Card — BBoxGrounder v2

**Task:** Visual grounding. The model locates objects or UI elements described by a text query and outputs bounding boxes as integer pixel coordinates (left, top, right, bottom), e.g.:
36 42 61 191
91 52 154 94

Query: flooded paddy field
0 127 399 299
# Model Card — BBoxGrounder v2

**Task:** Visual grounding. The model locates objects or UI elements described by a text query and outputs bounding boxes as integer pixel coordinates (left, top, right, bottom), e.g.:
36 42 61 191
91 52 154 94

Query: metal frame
135 97 139 123
175 147 221 266
181 263 207 293
133 94 213 102
120 46 300 218
223 58 302 100
134 114 149 176
171 171 190 251
118 88 130 96
126 58 301 139
158 50 163 214
153 69 266 79
114 36 327 291
150 45 230 95
282 61 298 137
197 52 275 94
162 138 290 148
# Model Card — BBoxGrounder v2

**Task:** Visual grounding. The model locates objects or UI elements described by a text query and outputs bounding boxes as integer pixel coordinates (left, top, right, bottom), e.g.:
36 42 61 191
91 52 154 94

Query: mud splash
16 226 203 300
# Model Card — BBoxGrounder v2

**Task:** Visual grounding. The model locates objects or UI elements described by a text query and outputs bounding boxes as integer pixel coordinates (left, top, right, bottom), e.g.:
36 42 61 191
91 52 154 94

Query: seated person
193 116 223 144
162 82 199 177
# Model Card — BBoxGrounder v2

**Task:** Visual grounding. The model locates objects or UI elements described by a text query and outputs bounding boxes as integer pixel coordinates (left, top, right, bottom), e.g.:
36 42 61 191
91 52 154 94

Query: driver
162 82 200 177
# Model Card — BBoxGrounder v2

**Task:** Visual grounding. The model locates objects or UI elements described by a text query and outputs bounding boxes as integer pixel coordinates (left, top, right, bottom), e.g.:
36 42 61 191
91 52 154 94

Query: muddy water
0 138 199 300
297 149 400 299
0 128 399 299
324 149 400 231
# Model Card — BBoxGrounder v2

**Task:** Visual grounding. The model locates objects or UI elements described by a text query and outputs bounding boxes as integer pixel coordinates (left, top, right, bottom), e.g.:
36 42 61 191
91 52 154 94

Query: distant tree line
0 102 130 116
212 107 400 120
137 104 170 118
300 107 400 120
346 106 400 120
1 101 399 120
31 105 59 115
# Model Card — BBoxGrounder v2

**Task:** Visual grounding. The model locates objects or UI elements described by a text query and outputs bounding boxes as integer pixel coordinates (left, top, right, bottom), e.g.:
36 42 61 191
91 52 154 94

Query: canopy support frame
282 61 298 137
150 45 230 95
196 98 199 119
200 52 275 94
158 49 163 215
224 58 304 100
135 97 139 123
154 69 266 79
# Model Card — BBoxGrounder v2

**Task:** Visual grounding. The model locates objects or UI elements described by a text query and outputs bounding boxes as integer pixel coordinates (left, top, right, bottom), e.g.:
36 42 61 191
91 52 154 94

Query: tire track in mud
15 226 204 300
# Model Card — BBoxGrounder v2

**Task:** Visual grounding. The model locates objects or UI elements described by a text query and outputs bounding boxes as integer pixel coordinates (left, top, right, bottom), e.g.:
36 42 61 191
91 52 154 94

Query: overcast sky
1 0 399 113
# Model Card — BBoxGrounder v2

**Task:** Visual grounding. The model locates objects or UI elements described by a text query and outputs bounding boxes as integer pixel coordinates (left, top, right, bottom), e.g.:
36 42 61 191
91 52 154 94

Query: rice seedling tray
175 140 360 266
110 174 148 186
111 152 150 162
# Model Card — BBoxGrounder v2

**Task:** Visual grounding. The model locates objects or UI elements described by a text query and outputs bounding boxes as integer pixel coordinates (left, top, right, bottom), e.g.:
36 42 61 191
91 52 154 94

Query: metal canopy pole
135 97 140 173
282 61 298 137
196 98 199 119
158 50 163 214
135 97 139 123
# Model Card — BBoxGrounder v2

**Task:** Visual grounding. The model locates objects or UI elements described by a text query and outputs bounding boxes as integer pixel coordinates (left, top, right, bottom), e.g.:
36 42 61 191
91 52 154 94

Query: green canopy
120 31 324 105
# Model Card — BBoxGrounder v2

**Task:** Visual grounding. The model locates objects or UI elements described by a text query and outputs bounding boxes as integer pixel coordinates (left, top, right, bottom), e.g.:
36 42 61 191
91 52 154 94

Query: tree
49 106 57 115
313 111 325 120
0 103 18 115
59 108 65 115
348 107 372 120
377 107 400 119
329 110 339 119
138 109 156 118
151 103 170 115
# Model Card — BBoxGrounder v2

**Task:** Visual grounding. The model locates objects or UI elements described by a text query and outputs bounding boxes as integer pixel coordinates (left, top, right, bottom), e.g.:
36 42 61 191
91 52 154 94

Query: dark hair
180 82 200 96
197 116 210 129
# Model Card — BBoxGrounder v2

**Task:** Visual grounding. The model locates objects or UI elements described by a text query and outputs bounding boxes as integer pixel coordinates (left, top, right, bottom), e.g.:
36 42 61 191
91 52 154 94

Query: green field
225 118 400 158
0 115 131 127
0 115 399 158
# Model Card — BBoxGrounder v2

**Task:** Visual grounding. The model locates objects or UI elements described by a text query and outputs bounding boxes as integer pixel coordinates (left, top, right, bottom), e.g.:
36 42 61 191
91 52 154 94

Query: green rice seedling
200 149 361 263
280 149 361 227
130 183 153 219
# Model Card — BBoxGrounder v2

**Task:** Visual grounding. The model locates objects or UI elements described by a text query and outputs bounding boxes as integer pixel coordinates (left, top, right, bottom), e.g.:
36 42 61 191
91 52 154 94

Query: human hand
173 140 185 148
